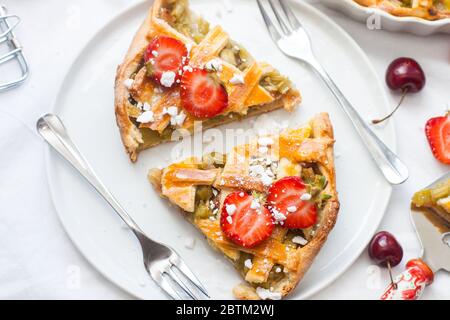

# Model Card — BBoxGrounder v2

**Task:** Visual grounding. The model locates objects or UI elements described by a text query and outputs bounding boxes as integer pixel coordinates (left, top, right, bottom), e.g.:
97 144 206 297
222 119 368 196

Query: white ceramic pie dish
320 0 450 35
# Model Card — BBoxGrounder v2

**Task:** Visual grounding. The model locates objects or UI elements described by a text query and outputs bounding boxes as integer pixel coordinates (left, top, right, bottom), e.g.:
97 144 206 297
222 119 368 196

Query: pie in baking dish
115 0 301 162
353 0 450 20
148 113 340 299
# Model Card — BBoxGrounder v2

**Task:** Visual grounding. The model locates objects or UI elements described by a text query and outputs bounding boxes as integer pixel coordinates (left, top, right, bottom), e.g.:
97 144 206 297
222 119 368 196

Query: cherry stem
372 87 409 125
387 260 398 290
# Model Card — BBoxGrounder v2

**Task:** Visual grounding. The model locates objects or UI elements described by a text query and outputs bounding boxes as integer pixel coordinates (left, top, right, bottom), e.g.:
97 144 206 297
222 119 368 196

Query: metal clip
0 6 29 92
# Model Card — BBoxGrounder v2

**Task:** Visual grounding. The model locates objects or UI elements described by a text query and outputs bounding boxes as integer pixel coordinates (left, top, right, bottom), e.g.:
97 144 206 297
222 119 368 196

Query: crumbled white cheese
171 111 186 126
142 102 151 111
205 58 223 72
136 111 154 123
287 206 297 213
257 137 274 146
226 215 233 224
184 237 195 249
185 43 193 54
244 259 253 269
275 267 282 273
165 106 178 116
250 199 261 210
229 73 245 85
260 174 273 186
258 146 268 154
183 65 193 72
271 207 287 223
249 164 265 176
292 236 308 246
249 158 275 187
300 193 312 201
256 287 282 300
162 106 186 127
225 204 237 215
160 71 176 87
239 191 245 197
123 78 134 89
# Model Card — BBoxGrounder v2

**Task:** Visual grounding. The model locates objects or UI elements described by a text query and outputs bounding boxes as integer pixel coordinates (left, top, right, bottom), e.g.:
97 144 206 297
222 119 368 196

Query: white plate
320 0 450 36
46 0 394 299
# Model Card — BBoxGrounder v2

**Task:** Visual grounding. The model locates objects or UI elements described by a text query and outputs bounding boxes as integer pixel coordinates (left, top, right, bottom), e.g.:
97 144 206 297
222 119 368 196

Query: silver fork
36 114 209 300
256 0 409 185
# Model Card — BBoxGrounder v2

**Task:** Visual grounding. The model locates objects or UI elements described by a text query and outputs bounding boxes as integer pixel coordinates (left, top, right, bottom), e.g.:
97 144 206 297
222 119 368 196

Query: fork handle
309 60 408 185
37 113 143 234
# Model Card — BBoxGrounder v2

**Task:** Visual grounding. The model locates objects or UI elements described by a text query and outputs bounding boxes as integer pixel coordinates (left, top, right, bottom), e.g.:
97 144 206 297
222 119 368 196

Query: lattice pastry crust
149 113 340 299
115 0 301 162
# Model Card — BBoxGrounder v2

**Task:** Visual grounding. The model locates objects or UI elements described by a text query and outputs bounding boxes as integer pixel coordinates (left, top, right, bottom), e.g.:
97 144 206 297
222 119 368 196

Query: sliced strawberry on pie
220 192 274 248
144 36 189 87
267 176 317 229
425 114 450 165
180 68 228 118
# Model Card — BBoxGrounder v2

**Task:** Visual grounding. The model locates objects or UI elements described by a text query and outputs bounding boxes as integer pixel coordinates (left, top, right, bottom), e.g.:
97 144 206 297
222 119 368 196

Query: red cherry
373 57 426 124
386 57 426 93
368 231 403 267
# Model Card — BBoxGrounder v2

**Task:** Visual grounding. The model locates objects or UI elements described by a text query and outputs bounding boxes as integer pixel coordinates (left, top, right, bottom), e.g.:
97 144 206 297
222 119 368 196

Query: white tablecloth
1 0 449 299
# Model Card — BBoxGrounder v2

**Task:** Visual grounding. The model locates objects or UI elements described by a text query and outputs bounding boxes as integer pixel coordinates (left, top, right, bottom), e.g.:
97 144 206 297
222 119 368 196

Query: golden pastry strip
215 174 265 193
245 228 288 283
171 168 220 184
190 26 230 67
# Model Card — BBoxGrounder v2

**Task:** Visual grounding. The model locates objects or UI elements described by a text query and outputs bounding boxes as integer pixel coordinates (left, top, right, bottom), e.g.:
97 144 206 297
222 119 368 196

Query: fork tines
256 0 302 38
149 252 209 300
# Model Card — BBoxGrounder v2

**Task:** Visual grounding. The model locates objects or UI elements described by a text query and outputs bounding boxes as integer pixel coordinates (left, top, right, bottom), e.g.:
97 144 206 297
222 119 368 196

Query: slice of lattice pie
115 0 301 162
148 113 340 300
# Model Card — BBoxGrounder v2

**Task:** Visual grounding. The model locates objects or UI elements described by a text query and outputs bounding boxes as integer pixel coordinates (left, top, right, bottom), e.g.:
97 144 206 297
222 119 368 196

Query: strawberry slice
220 192 274 248
144 36 188 87
267 176 317 229
180 68 228 118
425 114 450 165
